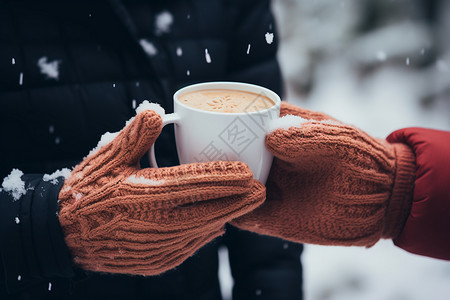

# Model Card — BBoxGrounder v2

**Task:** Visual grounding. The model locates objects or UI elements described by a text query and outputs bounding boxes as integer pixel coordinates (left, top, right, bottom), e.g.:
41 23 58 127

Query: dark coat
0 0 303 299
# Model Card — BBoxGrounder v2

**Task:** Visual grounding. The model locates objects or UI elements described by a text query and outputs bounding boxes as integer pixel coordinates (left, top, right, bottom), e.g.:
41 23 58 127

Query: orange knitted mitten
232 102 416 247
58 105 265 276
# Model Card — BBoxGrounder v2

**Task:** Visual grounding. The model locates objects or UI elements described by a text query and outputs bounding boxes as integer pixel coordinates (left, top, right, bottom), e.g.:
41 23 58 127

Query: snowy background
220 0 450 299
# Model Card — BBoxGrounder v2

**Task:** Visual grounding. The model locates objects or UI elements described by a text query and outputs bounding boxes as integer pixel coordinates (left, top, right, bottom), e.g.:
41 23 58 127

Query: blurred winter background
220 0 450 299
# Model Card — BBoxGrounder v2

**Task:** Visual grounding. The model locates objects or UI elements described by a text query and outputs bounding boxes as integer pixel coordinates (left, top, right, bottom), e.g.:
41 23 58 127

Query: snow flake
406 57 410 65
176 46 183 56
19 72 23 85
265 32 274 44
319 119 341 126
136 81 140 87
255 289 262 296
126 175 165 186
48 282 52 291
49 125 55 134
43 168 71 183
55 137 61 144
132 99 137 109
139 39 158 56
376 50 387 61
17 275 21 281
283 243 289 249
12 58 15 65
87 131 119 157
436 59 448 73
15 217 20 224
112 83 116 88
268 114 308 133
73 192 83 201
2 169 26 201
37 57 61 80
205 48 212 63
187 14 191 19
420 48 425 55
136 100 165 117
125 117 135 127
186 70 190 76
246 44 251 55
155 11 173 35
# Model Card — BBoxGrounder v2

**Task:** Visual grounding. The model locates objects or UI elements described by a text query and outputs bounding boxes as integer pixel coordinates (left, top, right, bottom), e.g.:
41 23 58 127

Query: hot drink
178 89 275 113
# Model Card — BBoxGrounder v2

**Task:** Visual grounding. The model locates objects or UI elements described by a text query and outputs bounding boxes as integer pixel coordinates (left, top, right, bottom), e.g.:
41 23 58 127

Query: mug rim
173 81 281 116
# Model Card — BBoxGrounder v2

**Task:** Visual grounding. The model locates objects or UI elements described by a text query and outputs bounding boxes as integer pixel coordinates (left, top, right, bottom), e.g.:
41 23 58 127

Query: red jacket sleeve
387 127 450 260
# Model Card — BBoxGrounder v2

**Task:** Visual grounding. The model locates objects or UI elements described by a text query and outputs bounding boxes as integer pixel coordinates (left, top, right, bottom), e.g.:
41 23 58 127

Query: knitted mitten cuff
382 143 416 239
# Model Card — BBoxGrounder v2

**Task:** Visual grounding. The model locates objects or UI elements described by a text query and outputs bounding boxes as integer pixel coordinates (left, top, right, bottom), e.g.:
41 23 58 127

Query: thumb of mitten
60 102 164 198
109 102 164 166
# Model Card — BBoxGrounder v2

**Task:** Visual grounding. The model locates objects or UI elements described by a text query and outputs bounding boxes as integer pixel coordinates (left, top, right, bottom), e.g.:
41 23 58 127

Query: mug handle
149 113 181 168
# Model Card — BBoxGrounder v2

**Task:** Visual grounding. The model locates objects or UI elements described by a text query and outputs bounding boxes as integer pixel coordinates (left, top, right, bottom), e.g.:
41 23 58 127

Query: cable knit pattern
232 102 415 247
58 109 265 276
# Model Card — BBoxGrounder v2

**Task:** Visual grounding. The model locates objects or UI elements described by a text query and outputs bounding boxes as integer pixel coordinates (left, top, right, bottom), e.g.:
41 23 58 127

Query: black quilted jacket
0 1 303 299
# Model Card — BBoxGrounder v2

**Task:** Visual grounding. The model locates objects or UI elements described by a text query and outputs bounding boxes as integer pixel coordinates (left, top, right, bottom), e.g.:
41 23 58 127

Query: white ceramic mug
150 81 281 184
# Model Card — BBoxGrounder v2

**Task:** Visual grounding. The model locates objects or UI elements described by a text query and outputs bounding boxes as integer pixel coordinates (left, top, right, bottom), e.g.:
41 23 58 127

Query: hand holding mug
58 105 265 276
232 102 416 247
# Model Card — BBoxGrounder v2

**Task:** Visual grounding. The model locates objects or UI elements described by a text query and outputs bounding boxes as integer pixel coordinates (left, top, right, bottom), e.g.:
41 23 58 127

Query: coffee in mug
150 82 281 184
178 89 275 113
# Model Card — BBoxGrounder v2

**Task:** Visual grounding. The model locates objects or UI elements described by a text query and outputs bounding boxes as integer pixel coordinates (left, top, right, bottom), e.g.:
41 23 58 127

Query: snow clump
2 169 26 201
43 168 72 184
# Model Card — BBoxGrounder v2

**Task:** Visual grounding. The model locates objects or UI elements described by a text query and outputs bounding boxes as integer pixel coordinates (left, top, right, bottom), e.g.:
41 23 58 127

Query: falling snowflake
376 50 387 61
19 72 23 85
12 58 15 65
155 11 173 35
246 44 251 54
205 48 212 63
265 32 274 44
176 46 183 56
186 70 190 76
37 57 61 80
49 125 55 134
132 99 137 109
15 217 20 224
406 57 410 65
139 39 158 56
